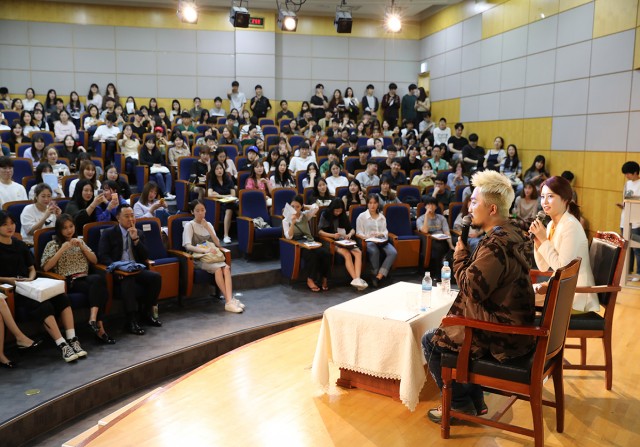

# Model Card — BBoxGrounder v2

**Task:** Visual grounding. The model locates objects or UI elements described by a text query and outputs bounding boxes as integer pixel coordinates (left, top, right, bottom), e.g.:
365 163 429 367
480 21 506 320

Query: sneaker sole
64 354 79 362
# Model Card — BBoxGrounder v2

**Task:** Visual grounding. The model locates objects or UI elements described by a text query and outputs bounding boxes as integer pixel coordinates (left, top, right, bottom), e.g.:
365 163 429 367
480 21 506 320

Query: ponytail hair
542 176 580 221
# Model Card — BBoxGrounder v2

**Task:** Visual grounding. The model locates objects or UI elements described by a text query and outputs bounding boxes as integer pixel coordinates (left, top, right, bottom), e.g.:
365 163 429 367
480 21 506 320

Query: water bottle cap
443 261 449 266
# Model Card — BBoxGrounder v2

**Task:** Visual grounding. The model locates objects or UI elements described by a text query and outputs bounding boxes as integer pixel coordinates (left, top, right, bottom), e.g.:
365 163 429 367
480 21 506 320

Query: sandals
321 279 329 291
307 280 321 293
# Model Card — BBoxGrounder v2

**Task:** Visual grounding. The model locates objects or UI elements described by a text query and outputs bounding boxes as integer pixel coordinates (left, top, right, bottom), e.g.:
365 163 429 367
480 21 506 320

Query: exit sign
248 17 265 28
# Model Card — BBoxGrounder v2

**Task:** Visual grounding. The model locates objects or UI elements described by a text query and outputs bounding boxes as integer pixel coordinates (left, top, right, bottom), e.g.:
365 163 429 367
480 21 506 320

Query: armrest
530 269 553 278
574 285 621 294
237 216 254 223
0 284 15 317
38 272 66 281
168 249 193 259
441 315 549 337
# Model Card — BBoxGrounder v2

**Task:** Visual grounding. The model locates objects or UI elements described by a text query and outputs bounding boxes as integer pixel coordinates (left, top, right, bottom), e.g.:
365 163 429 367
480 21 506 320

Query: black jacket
98 224 149 265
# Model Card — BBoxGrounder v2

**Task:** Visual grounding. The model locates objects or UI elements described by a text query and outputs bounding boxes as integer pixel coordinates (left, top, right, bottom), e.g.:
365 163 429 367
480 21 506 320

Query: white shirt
356 209 389 239
288 156 314 173
20 203 57 244
432 126 451 146
210 107 226 117
534 211 598 312
355 171 380 188
621 178 640 228
86 94 103 110
0 181 28 208
325 175 349 194
93 124 120 141
22 98 38 111
228 92 247 112
29 183 63 200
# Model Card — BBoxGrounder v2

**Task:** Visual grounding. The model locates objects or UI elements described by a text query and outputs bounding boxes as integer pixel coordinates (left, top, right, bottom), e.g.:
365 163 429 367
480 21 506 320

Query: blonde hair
471 170 514 218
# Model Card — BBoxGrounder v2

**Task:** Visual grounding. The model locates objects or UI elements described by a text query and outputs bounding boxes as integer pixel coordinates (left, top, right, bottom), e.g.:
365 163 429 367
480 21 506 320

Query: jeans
421 328 484 409
151 172 172 196
365 241 397 277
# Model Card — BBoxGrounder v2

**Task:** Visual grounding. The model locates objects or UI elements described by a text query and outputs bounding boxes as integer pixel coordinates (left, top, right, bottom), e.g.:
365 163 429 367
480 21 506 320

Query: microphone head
462 214 473 226
536 211 546 221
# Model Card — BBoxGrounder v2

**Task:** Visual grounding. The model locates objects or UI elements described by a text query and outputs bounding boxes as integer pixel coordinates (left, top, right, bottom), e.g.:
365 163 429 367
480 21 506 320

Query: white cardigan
534 211 599 312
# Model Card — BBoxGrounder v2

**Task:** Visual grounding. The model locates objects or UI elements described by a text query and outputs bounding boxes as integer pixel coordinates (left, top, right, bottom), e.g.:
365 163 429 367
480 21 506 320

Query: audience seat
2 200 32 234
12 158 33 184
237 190 281 256
271 187 297 224
174 156 199 212
383 203 420 268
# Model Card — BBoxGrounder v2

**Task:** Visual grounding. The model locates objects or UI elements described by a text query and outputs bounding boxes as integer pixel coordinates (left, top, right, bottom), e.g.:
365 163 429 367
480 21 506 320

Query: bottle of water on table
420 272 432 311
441 261 451 296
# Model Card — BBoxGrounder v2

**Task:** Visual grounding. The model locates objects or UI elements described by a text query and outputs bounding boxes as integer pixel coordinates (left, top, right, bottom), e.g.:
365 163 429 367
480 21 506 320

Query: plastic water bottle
420 272 432 311
441 261 451 296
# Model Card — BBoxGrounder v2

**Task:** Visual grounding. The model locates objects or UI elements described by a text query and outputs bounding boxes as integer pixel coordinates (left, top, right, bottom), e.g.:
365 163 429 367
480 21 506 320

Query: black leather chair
565 231 627 390
439 258 581 447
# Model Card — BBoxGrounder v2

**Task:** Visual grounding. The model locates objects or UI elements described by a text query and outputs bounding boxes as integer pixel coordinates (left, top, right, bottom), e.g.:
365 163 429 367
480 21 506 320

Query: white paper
283 203 295 221
335 239 356 247
42 173 59 192
431 234 451 240
365 237 387 243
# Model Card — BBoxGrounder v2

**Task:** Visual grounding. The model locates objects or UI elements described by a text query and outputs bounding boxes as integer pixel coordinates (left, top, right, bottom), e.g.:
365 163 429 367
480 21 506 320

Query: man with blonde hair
422 169 535 423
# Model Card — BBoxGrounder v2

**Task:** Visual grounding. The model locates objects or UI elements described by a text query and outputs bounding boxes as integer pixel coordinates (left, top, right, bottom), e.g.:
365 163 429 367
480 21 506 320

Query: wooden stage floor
69 292 640 447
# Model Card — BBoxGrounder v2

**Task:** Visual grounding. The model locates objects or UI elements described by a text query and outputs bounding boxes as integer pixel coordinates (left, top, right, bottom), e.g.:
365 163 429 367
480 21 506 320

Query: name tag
143 224 151 232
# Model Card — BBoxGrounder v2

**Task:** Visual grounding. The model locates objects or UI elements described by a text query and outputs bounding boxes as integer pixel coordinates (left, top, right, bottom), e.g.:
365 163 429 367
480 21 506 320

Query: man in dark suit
98 204 162 335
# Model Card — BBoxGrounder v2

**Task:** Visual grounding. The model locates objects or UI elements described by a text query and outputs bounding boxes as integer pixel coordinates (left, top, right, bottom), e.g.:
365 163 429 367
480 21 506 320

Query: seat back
177 156 198 181
349 205 367 230
31 131 55 146
218 145 238 160
288 135 304 149
83 221 116 254
238 171 251 190
3 111 19 125
203 197 219 230
272 188 297 216
239 189 269 220
589 231 626 306
135 218 169 260
2 200 32 233
262 125 278 136
22 175 36 192
33 228 56 268
539 258 582 359
167 213 192 251
448 202 463 228
259 118 275 126
384 203 412 237
12 158 33 183
397 185 421 204
296 171 308 193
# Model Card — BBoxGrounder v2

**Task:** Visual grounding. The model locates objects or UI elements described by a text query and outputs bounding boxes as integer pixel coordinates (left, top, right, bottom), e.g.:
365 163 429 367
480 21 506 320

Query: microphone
461 214 472 245
530 211 547 241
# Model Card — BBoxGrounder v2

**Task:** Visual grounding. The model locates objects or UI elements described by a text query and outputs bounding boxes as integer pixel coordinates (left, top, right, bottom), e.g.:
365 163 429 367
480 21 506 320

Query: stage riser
0 316 320 447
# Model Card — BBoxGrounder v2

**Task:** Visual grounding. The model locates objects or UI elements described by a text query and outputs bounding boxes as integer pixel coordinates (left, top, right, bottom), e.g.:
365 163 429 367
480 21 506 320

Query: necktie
123 235 131 261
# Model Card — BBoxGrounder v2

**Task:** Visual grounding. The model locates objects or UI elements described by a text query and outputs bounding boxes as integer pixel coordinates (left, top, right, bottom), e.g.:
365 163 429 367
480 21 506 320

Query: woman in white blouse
529 176 598 313
20 183 61 244
356 194 397 288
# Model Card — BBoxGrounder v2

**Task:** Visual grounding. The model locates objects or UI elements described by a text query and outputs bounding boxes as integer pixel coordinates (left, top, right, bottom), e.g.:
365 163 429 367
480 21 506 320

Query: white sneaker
223 236 232 244
165 193 176 200
350 278 361 288
60 342 79 363
67 337 87 358
233 298 246 309
356 278 369 291
225 301 243 313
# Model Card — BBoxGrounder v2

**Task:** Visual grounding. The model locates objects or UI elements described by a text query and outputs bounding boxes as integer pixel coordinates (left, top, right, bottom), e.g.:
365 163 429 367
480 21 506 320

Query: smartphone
97 189 104 196
58 171 64 177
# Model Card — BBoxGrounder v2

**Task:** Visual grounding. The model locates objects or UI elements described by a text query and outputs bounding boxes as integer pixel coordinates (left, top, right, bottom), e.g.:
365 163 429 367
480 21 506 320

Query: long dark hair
542 176 580 220
140 181 160 206
526 155 548 175
54 213 76 243
313 178 333 200
504 144 520 171
273 157 293 185
34 162 53 183
71 179 94 208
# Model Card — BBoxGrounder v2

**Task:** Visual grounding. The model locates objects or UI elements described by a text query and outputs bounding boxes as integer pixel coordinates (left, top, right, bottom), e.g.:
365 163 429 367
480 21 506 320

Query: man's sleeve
454 238 505 303
98 230 113 265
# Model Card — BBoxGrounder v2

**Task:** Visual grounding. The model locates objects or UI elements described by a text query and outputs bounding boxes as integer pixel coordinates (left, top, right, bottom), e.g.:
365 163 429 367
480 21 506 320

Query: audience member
411 160 435 194
461 133 484 174
69 160 101 197
208 161 237 244
523 155 549 191
133 182 170 225
0 157 28 208
64 179 104 228
20 183 61 244
227 81 247 112
483 136 506 171
417 196 454 278
514 182 540 222
500 143 523 196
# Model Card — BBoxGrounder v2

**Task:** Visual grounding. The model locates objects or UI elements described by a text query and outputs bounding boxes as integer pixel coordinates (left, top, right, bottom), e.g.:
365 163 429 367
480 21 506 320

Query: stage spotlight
229 1 250 28
385 0 401 33
177 0 198 24
334 1 353 34
278 10 298 32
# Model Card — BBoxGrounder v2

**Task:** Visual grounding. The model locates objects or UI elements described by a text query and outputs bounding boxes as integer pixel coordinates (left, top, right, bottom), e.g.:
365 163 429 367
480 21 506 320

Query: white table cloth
311 281 456 411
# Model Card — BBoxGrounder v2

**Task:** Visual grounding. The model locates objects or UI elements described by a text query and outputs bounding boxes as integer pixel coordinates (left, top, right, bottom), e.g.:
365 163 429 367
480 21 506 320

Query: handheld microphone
461 214 472 245
530 211 547 241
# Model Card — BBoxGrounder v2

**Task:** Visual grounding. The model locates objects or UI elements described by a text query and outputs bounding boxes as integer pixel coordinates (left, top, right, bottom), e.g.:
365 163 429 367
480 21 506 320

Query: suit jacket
534 211 598 312
98 224 149 266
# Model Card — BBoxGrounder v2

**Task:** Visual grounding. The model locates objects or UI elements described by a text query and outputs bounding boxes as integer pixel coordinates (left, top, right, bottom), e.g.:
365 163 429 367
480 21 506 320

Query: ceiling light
335 1 353 34
278 10 298 31
385 1 402 33
177 0 198 24
230 1 250 28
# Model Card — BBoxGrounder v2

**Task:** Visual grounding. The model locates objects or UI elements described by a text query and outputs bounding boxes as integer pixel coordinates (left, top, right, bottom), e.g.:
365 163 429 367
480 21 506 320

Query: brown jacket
432 222 535 362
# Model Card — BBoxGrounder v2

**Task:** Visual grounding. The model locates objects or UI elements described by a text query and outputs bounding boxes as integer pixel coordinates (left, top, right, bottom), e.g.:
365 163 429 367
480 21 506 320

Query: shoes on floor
232 298 246 309
371 276 379 288
142 315 163 327
165 193 176 200
225 301 243 313
59 342 79 363
427 402 477 424
89 321 116 344
351 278 368 291
0 359 16 369
223 236 232 244
67 337 87 358
127 320 145 336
